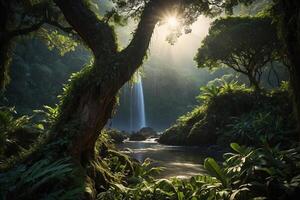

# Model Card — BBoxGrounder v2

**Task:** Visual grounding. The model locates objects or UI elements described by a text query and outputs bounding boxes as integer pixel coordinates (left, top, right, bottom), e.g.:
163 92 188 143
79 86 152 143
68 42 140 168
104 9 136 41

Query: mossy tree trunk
1 0 179 198
53 0 160 162
46 0 176 198
278 0 300 134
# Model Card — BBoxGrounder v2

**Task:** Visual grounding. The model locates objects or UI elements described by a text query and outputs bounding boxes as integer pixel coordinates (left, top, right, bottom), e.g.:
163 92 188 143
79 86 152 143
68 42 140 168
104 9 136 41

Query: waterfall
130 74 146 131
136 74 146 129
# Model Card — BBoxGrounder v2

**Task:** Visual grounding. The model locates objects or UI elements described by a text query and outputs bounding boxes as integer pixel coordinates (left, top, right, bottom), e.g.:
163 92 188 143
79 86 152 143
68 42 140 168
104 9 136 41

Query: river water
117 138 219 179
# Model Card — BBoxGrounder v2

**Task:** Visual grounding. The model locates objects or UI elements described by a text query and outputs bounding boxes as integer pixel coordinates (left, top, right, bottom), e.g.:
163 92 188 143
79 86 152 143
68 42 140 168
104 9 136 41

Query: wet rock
129 127 157 141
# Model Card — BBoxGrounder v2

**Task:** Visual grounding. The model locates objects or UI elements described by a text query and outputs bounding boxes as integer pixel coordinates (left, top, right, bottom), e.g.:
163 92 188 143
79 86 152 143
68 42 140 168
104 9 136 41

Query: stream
117 138 218 179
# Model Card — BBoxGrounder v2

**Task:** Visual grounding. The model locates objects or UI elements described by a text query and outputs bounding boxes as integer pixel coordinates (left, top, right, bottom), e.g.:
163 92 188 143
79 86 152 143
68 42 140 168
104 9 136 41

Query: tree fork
2 0 180 198
45 0 173 198
52 0 160 160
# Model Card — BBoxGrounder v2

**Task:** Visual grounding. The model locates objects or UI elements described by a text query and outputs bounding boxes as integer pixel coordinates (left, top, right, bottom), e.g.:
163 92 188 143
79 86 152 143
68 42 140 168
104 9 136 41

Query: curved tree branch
115 0 181 85
45 19 74 34
8 21 44 38
116 0 162 82
54 0 117 58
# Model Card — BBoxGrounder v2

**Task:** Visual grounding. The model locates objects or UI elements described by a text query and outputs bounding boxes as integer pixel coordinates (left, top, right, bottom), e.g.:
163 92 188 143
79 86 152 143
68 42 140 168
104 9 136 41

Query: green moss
56 59 95 122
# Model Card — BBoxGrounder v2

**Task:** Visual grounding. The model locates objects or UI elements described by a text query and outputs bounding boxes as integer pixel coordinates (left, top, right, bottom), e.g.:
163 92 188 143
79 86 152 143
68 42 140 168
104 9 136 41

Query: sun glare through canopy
166 16 179 28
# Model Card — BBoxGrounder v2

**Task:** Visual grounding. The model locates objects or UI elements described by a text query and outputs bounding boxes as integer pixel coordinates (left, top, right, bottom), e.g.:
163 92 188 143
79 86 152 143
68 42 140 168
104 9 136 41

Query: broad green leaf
230 143 243 154
204 158 228 187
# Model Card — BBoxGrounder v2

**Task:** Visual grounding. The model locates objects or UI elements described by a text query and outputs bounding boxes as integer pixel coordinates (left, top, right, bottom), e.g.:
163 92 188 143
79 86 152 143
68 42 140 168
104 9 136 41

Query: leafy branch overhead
0 0 273 89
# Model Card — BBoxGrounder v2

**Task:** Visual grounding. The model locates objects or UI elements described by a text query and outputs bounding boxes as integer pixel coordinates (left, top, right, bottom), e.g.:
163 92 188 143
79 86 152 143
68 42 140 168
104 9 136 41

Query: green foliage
0 0 78 90
1 126 136 200
197 85 220 103
38 29 78 56
102 129 128 144
109 0 230 45
2 38 89 115
0 107 43 160
278 80 289 92
92 131 163 191
97 143 300 200
195 16 283 89
222 111 295 147
196 77 251 104
34 105 60 126
204 157 228 187
160 80 254 146
177 106 206 124
222 143 300 199
159 79 294 147
0 107 30 135
0 157 84 200
97 158 164 200
53 58 96 127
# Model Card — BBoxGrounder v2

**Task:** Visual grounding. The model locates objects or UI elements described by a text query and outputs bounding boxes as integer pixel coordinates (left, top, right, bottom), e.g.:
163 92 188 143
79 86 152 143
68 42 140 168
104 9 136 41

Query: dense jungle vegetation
159 80 296 147
0 0 300 200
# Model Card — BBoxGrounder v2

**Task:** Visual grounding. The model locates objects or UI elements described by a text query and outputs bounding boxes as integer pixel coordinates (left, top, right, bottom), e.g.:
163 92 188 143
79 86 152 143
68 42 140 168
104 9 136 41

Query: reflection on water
117 138 211 179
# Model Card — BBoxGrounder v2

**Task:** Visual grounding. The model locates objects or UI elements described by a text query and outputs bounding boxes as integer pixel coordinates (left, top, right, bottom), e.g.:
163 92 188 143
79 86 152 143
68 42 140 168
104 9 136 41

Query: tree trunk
28 0 171 198
279 0 300 134
0 41 11 90
0 1 10 90
2 0 177 198
248 74 261 91
52 0 161 161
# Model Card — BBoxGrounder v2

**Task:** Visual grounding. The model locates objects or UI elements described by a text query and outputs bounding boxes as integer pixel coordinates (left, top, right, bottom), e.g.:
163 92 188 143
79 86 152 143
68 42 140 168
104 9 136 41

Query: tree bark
0 1 10 89
247 73 261 91
249 78 260 91
43 0 173 198
1 0 181 198
0 40 11 90
279 0 300 134
53 0 162 162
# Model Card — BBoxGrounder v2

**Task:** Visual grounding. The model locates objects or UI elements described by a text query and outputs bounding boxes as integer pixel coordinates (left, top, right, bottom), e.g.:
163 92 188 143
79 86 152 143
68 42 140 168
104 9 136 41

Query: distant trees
1 39 88 114
200 0 300 134
195 16 283 90
0 0 76 89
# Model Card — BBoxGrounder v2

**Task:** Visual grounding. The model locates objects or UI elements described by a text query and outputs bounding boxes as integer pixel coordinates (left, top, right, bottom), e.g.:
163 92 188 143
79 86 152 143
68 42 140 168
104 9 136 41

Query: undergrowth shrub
97 143 300 200
0 157 84 200
159 80 294 147
0 107 44 161
220 111 296 147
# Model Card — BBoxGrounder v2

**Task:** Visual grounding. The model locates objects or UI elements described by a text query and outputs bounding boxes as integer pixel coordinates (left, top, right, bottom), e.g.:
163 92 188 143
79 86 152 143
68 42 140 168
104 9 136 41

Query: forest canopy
195 16 283 90
1 0 300 200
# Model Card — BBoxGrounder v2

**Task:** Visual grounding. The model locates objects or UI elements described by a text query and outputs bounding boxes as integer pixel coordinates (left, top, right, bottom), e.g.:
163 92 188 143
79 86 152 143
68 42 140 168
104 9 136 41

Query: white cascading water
130 74 146 131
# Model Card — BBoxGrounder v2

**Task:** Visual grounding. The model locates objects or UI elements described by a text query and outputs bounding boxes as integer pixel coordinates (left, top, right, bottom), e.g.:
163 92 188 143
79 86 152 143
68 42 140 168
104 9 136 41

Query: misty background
1 0 288 132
